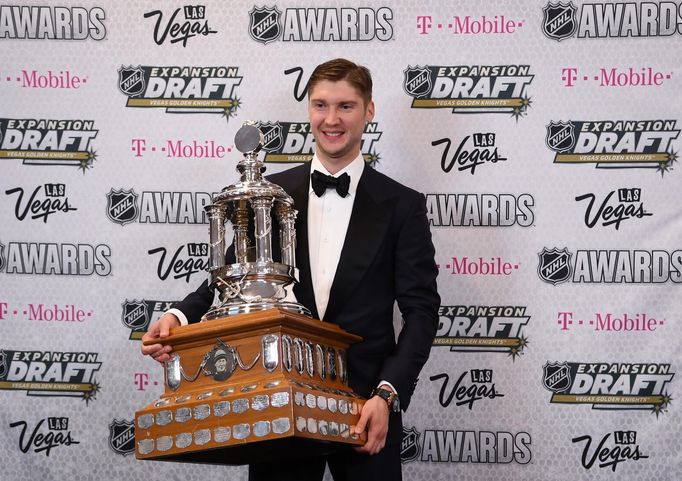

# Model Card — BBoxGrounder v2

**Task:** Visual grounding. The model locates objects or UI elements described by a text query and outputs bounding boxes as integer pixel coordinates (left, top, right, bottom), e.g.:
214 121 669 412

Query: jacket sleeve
378 192 440 410
171 243 238 324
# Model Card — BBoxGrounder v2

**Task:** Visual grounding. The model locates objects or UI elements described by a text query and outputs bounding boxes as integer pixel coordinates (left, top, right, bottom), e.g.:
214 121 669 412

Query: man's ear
365 100 375 123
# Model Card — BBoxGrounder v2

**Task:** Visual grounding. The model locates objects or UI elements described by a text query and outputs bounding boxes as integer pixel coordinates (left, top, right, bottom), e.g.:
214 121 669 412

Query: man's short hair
308 58 373 105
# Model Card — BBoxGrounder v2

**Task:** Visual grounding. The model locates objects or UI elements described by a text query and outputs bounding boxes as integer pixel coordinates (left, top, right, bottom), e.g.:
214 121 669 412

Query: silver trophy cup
202 122 310 320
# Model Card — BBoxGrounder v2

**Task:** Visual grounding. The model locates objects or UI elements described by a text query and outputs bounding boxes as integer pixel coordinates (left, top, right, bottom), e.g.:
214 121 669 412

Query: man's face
308 79 374 173
215 357 227 372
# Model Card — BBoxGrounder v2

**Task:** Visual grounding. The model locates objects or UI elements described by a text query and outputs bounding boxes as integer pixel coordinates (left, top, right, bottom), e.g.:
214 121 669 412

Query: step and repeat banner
1 1 680 480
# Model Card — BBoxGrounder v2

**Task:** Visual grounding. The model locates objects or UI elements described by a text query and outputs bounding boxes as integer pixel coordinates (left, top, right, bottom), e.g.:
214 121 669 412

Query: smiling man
141 58 440 481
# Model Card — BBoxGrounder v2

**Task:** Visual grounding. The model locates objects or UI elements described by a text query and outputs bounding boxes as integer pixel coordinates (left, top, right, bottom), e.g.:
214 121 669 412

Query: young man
141 58 440 480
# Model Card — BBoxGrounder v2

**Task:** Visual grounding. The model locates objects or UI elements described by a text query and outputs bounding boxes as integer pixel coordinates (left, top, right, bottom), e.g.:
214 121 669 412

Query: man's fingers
142 343 172 364
354 409 369 435
159 322 171 338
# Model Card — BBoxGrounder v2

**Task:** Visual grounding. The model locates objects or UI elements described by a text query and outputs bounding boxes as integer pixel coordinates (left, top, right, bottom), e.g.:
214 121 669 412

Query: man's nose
324 108 340 125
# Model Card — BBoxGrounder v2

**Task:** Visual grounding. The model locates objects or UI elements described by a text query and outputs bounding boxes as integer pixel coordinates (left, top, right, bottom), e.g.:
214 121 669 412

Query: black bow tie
311 170 350 198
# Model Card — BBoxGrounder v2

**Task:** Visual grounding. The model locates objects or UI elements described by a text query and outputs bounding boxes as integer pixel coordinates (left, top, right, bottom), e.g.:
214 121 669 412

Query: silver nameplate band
175 407 191 423
137 414 154 429
155 411 172 426
156 436 173 452
271 391 290 407
305 341 314 377
214 400 230 417
137 439 154 455
272 417 291 434
252 395 269 411
294 338 304 374
328 347 337 381
316 344 325 380
233 398 249 414
195 429 211 445
282 335 292 371
254 420 271 437
214 427 231 443
175 432 192 449
296 416 307 432
194 404 211 420
262 334 279 372
234 423 250 440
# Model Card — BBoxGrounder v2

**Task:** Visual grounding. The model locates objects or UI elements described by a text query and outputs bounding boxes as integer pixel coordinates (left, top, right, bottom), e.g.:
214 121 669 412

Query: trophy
135 123 366 465
203 122 310 320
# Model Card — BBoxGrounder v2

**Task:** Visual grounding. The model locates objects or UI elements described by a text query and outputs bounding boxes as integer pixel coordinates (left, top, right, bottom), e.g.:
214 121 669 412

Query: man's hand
353 392 390 455
140 313 180 363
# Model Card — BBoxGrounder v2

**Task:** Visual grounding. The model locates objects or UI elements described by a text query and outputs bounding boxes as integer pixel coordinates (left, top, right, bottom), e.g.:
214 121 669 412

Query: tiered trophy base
135 308 366 465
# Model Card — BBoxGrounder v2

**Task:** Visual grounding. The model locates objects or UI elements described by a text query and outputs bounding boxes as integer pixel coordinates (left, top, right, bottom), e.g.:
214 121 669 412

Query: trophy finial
235 121 264 154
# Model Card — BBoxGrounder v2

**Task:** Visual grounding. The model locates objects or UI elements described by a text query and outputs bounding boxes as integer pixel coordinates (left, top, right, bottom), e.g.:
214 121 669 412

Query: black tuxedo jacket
174 162 439 415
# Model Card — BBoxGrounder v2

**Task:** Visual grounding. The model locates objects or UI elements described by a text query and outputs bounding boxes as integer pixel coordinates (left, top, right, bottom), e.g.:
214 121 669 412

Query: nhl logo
542 2 578 41
121 300 149 330
249 6 282 44
108 419 135 455
538 247 572 285
106 189 139 225
543 362 572 392
546 121 576 152
0 349 7 378
403 66 432 98
118 66 146 96
400 426 421 464
259 122 284 152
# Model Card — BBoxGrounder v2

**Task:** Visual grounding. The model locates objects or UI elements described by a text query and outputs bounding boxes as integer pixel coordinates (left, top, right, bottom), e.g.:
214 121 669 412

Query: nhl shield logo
403 66 432 98
118 66 146 96
106 189 139 225
109 419 135 455
543 362 572 392
121 300 149 330
538 247 572 285
400 426 421 463
259 122 284 151
542 2 578 41
0 349 7 378
249 6 282 44
546 121 576 152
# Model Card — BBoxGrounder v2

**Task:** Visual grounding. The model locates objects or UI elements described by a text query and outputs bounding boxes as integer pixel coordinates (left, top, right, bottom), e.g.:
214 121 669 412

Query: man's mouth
322 130 344 138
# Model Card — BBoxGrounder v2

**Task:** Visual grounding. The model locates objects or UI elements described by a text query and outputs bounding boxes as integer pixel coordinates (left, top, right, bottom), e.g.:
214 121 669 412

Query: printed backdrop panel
1 1 680 480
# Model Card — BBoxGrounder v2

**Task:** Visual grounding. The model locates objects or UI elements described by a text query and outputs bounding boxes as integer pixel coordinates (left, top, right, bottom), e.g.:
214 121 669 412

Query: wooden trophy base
135 308 366 465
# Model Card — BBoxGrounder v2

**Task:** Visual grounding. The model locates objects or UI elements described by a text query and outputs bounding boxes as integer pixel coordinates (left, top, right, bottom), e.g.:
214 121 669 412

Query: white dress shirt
307 152 365 320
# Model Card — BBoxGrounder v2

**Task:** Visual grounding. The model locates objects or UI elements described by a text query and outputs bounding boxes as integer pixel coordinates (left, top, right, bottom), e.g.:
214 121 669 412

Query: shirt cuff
166 308 189 327
378 380 398 395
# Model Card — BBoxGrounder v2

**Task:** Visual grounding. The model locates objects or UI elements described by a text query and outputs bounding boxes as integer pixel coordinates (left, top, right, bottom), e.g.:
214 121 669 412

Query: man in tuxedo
141 58 440 481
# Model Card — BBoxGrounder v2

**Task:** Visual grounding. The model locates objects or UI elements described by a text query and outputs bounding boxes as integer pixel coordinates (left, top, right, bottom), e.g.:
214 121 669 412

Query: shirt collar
309 152 365 197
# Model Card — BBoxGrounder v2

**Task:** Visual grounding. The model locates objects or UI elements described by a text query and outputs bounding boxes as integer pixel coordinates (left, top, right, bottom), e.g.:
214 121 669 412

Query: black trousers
248 441 402 481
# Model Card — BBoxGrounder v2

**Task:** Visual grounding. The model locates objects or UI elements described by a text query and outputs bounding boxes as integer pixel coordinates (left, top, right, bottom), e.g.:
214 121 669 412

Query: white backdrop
1 1 680 480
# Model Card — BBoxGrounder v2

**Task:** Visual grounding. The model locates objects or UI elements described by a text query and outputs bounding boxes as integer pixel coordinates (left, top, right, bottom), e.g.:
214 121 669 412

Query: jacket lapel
324 168 393 321
288 164 319 319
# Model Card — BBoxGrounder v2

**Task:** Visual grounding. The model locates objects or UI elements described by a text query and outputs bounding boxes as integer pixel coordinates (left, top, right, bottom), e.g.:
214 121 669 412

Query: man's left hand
353 393 389 455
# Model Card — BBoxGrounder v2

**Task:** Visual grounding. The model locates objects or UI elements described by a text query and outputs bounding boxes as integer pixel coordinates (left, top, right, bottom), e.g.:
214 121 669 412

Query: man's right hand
140 313 181 363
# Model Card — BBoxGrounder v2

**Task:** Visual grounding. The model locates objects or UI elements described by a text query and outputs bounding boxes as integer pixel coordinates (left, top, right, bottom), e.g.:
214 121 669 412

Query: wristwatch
371 387 400 413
